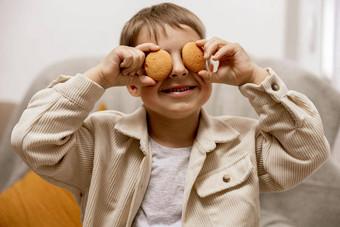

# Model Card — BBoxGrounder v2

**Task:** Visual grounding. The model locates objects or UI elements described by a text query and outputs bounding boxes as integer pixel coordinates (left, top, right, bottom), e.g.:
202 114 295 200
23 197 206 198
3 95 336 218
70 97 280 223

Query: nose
169 54 188 78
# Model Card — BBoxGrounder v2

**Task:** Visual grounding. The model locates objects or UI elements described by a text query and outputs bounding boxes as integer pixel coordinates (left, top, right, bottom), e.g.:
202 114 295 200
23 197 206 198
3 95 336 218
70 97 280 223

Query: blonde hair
119 3 206 46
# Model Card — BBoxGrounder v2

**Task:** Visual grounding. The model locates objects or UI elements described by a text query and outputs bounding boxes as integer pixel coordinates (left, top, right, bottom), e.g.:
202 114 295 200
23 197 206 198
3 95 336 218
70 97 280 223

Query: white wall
0 0 286 103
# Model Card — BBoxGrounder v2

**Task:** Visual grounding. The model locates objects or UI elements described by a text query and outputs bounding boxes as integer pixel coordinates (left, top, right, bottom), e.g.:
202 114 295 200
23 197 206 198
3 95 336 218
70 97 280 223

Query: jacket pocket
194 155 253 198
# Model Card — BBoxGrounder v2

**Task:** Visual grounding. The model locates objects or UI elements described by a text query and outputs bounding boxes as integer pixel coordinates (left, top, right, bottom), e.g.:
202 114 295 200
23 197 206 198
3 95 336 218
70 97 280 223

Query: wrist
249 65 270 85
84 64 109 89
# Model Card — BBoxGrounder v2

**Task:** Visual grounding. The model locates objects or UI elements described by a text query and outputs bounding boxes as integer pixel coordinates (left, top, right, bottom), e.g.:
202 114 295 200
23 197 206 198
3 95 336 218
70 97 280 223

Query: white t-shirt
132 138 192 227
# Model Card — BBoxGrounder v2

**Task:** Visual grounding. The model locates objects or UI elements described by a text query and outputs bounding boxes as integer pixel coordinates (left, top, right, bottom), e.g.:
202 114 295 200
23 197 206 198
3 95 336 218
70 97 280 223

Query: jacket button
222 174 231 183
271 83 280 91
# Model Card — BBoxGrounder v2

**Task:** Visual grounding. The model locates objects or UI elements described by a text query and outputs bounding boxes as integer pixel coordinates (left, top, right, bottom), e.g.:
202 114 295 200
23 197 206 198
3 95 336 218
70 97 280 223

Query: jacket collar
195 108 240 153
114 106 240 154
114 106 149 154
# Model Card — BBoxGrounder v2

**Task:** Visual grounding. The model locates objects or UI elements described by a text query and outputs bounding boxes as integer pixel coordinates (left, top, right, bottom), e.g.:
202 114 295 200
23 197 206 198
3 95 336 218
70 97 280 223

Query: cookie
182 42 206 72
144 49 173 81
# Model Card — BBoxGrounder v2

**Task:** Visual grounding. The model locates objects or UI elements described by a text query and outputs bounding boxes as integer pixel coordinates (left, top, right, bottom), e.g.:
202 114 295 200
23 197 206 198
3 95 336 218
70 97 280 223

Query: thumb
197 70 218 83
133 75 157 87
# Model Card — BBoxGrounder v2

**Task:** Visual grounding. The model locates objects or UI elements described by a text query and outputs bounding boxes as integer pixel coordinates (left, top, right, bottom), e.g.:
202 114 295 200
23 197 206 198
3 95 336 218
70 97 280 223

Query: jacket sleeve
239 68 330 192
11 74 105 195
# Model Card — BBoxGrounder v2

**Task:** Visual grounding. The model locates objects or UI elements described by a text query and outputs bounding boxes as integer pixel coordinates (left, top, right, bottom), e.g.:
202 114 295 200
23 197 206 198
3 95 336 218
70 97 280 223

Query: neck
146 110 200 148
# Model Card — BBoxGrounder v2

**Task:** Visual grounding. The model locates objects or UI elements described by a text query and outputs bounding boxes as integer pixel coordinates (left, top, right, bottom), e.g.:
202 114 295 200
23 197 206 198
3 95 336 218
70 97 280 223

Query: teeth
168 87 191 92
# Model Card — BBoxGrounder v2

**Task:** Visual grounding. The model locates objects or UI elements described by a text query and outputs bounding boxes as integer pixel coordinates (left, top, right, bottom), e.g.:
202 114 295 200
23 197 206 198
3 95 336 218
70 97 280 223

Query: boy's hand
84 43 160 89
196 38 268 86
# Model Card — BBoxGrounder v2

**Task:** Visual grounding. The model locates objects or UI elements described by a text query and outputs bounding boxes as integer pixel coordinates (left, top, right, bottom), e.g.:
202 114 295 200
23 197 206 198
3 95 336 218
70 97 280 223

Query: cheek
139 87 158 105
200 83 212 104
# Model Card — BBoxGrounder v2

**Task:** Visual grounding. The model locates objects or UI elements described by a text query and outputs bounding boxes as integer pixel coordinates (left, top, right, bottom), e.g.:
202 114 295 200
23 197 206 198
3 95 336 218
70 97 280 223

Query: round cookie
182 42 206 72
144 49 173 81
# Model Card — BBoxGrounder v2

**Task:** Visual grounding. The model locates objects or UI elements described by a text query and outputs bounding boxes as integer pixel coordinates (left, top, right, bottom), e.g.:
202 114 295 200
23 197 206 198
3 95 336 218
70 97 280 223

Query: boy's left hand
196 37 269 86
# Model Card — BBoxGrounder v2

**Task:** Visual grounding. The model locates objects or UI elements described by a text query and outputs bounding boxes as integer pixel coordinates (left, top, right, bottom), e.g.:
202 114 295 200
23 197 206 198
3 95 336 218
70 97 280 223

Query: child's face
129 24 212 120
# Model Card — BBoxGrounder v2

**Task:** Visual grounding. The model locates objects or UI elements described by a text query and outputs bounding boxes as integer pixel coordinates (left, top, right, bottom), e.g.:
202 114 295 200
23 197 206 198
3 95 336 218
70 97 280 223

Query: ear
126 85 141 97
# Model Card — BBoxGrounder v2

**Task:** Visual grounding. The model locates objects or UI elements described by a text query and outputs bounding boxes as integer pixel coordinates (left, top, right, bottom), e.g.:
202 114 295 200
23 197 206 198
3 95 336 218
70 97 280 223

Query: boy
11 3 329 227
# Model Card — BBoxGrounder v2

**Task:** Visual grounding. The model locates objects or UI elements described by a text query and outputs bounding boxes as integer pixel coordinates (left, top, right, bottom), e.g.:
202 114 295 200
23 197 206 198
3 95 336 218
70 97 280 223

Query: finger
121 44 158 75
127 50 145 76
195 39 207 47
201 37 220 59
135 43 160 53
119 49 134 68
204 38 228 60
213 43 241 61
135 50 146 73
121 49 143 75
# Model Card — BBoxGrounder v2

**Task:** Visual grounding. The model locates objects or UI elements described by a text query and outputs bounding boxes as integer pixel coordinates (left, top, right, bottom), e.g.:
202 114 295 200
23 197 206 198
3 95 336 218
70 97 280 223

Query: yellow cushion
97 102 107 111
0 171 81 227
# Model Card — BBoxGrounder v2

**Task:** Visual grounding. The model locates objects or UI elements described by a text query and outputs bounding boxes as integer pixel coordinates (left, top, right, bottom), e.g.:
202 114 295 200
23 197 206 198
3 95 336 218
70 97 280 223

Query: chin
145 103 199 120
162 105 201 120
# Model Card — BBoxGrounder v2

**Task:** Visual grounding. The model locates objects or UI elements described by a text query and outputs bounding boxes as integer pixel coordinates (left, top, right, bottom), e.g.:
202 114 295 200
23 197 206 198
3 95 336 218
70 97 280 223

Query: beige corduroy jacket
11 72 329 227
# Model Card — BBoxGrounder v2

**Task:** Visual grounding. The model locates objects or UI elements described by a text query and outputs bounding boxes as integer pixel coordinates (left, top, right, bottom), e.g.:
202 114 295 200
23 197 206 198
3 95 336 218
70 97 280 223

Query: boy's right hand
84 43 160 89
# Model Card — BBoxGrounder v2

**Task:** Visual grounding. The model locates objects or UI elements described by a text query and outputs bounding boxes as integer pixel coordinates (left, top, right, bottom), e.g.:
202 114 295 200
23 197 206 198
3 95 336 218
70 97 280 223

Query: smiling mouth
162 86 196 93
